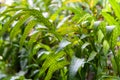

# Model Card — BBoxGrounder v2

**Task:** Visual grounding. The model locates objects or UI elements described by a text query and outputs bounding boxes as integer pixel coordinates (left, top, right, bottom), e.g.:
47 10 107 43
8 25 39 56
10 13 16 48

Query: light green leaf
109 0 120 19
102 12 116 25
87 51 97 62
57 15 71 28
10 14 30 40
26 64 39 69
45 60 69 80
56 39 71 53
69 56 85 80
106 25 115 33
32 43 51 56
98 30 104 43
111 57 117 74
94 21 101 28
20 20 37 48
26 9 55 31
59 39 71 49
0 12 25 36
103 40 110 54
38 51 65 77
106 25 118 49
28 32 40 48
0 8 25 17
81 42 90 51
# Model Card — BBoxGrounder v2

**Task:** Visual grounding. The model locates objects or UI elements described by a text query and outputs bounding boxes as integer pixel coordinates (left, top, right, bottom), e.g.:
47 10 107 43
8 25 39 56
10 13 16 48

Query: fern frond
38 51 65 77
0 8 25 17
28 32 40 48
20 20 37 48
45 60 69 80
23 9 55 31
0 12 26 36
10 14 30 40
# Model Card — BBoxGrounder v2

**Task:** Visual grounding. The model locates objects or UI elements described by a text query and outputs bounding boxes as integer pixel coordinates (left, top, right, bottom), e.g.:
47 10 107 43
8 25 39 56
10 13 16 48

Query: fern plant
0 5 69 79
1 0 120 80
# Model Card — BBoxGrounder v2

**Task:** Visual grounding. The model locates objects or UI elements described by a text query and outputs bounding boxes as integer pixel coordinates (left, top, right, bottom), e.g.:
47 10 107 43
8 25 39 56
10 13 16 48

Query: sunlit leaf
38 51 65 77
106 25 115 33
87 51 97 62
0 12 25 36
109 0 120 19
102 12 116 25
98 30 104 43
103 40 110 54
45 60 69 80
10 14 30 40
111 57 118 74
81 42 90 51
28 31 40 48
57 15 71 28
56 39 71 53
69 56 85 80
20 20 37 48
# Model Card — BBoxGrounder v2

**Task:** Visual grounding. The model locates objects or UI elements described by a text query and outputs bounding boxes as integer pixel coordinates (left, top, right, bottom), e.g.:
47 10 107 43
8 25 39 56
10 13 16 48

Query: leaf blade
20 20 37 48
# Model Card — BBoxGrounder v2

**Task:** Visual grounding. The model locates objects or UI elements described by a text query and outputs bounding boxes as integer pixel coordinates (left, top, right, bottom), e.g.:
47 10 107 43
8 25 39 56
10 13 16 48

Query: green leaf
94 21 101 28
106 25 115 40
102 12 116 25
57 15 71 28
20 20 37 48
69 56 85 80
32 44 41 55
30 70 39 77
102 12 120 49
106 25 118 49
98 30 104 43
106 25 115 33
45 60 69 80
10 14 30 40
28 32 40 48
109 0 120 19
87 51 97 62
81 42 90 51
77 14 91 23
0 8 25 17
32 43 51 56
26 9 55 31
26 64 39 69
56 39 71 53
0 12 25 36
111 29 118 49
111 57 117 74
38 51 65 77
57 25 78 35
103 40 110 54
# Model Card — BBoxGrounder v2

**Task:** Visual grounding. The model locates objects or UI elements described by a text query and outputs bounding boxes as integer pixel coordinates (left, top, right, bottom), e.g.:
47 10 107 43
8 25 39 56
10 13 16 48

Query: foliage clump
0 0 120 80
